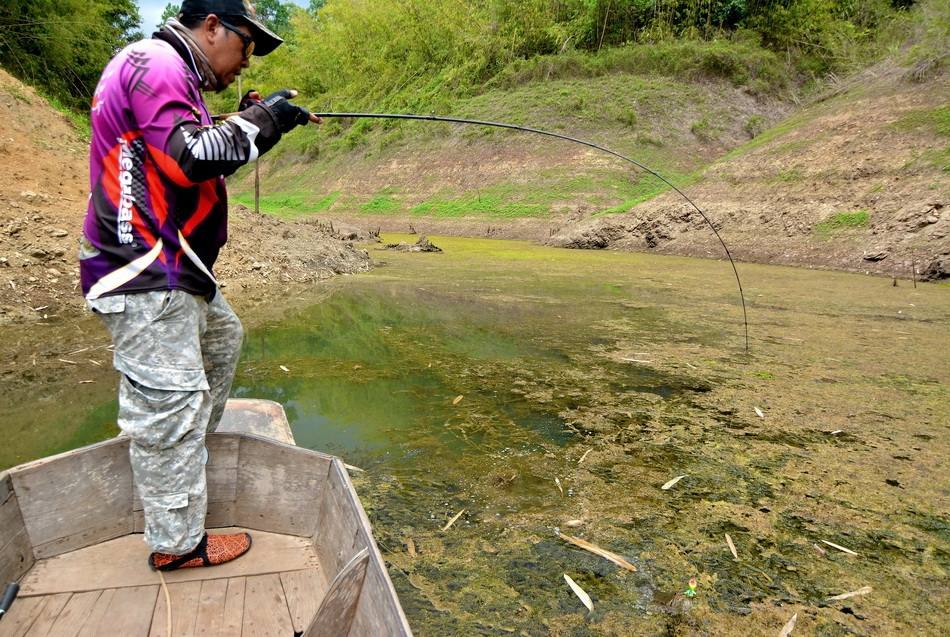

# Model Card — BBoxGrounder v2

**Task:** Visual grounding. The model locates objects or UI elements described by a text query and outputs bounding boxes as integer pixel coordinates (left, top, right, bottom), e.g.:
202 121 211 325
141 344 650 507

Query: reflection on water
232 266 687 466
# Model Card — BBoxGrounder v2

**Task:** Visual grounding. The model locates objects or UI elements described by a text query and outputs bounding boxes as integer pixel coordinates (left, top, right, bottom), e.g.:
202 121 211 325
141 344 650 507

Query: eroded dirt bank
291 69 947 281
548 73 949 280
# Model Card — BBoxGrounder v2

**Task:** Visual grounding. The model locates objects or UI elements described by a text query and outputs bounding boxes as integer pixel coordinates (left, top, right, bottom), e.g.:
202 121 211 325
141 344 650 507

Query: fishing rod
310 111 750 352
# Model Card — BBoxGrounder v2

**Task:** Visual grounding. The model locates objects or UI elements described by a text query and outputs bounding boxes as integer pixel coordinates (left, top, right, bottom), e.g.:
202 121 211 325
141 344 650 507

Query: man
79 0 316 571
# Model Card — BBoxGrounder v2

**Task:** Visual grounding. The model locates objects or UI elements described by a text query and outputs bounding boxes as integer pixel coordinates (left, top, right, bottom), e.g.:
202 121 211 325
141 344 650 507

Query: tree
309 0 326 12
158 3 181 31
0 0 142 111
253 0 293 35
104 0 144 44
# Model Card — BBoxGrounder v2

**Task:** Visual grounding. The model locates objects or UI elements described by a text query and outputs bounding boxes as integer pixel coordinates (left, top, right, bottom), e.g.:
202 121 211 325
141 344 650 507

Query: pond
2 235 948 635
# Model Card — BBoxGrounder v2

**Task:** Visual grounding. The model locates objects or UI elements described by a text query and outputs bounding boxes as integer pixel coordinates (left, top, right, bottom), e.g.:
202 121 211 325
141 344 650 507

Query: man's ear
202 14 221 45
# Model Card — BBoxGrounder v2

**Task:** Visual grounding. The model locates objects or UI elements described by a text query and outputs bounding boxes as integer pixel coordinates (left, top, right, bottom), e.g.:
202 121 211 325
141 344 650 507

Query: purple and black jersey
81 31 280 300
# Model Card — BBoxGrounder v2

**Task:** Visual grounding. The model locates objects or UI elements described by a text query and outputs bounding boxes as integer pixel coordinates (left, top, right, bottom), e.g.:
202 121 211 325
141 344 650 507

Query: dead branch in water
556 530 636 572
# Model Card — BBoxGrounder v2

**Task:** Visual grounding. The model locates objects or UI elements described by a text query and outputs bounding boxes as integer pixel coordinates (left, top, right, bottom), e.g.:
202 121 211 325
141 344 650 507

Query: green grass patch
458 75 695 140
361 193 402 214
412 193 547 219
488 39 786 95
921 147 950 172
903 146 950 172
44 93 91 141
690 116 722 142
594 171 696 216
616 109 638 128
892 105 950 137
405 169 683 220
312 192 341 212
549 169 685 207
813 210 870 238
230 191 339 218
744 115 768 139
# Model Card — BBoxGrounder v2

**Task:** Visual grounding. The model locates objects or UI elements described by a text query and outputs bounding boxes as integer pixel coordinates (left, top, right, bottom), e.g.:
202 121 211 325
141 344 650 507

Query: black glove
238 90 261 111
262 89 311 133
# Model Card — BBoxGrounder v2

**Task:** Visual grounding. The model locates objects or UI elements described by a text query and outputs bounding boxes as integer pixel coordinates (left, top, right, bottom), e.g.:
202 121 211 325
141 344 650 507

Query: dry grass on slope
552 69 949 279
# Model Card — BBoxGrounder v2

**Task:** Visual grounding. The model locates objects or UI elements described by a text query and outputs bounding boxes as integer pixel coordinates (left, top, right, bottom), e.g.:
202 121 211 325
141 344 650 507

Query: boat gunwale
0 402 413 635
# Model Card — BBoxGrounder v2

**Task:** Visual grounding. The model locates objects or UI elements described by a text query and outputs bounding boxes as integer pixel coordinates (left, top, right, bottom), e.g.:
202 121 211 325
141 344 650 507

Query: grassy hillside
229 38 793 221
541 0 949 277
221 0 946 277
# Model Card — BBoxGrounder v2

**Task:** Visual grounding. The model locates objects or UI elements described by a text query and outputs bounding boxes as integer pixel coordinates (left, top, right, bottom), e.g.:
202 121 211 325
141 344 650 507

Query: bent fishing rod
308 112 750 352
220 104 751 350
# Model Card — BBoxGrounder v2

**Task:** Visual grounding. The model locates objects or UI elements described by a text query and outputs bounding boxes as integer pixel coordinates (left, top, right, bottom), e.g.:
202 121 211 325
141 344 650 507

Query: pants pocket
141 492 192 554
149 290 178 323
87 294 126 315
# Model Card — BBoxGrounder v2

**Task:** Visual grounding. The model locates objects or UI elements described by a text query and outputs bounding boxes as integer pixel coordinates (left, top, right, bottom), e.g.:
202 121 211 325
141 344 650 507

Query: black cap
180 0 284 56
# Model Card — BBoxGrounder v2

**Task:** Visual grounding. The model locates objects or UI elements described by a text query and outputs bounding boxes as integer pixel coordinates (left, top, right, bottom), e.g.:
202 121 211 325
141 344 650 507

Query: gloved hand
238 90 262 111
261 89 312 133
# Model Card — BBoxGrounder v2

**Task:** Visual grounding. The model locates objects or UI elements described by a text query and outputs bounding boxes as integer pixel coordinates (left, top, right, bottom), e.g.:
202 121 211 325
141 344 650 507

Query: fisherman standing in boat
79 0 318 571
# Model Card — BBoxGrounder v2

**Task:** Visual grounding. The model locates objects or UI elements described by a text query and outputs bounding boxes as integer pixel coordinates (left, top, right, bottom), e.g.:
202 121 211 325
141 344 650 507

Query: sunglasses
219 19 255 59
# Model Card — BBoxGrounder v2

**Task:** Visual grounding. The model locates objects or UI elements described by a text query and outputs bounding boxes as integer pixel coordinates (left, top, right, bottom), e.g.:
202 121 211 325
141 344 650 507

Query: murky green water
3 235 948 635
234 237 709 469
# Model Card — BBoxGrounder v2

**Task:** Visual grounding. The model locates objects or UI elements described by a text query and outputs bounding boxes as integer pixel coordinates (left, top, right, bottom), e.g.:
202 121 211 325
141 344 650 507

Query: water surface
3 235 948 635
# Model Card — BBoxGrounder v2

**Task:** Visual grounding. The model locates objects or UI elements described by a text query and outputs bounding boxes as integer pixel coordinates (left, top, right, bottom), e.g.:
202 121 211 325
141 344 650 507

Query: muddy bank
0 66 372 326
548 206 949 281
0 202 370 326
304 207 949 281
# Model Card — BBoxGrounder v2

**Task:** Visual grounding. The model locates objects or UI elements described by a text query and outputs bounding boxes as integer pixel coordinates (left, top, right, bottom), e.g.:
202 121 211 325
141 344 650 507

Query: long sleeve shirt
80 30 281 300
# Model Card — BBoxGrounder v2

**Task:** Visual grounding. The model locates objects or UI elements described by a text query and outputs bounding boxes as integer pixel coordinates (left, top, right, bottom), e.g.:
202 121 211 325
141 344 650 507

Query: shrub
745 115 768 138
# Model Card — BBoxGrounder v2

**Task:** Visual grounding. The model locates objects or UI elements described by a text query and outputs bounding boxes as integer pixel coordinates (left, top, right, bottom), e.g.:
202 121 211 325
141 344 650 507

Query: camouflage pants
90 289 243 554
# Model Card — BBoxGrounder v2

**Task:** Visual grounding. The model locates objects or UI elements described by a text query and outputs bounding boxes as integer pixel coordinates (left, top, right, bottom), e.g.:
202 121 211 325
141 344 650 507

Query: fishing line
310 112 750 352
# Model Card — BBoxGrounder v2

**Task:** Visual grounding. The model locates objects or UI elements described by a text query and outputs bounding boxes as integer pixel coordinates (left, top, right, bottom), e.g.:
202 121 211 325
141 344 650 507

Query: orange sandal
148 532 252 571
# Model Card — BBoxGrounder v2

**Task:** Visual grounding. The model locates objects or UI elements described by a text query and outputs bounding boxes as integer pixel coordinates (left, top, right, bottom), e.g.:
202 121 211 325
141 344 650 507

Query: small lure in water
655 577 698 615
684 577 698 598
673 577 699 614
